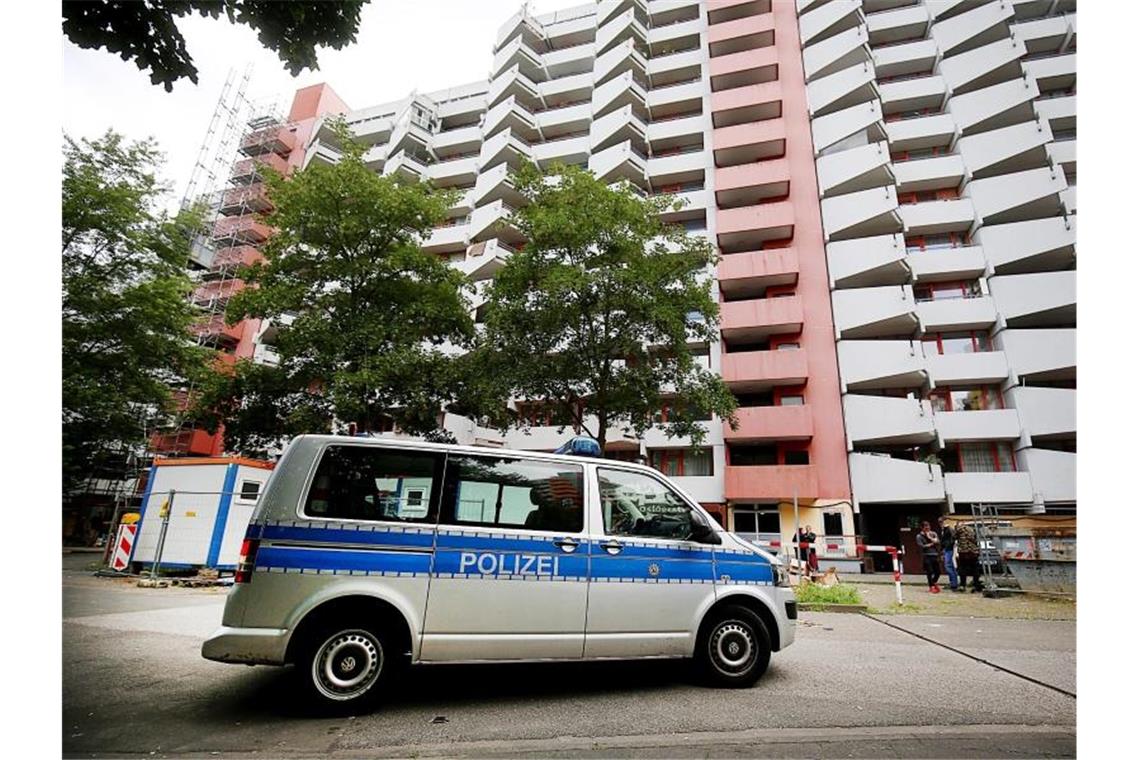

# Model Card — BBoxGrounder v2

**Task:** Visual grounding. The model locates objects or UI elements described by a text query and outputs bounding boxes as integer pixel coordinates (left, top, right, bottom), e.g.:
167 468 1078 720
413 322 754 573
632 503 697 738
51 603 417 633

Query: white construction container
129 457 274 572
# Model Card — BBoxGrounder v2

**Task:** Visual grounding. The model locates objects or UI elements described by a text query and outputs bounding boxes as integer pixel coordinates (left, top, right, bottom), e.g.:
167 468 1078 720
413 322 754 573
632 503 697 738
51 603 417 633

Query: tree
192 121 473 453
474 163 738 452
63 131 209 491
63 1 369 91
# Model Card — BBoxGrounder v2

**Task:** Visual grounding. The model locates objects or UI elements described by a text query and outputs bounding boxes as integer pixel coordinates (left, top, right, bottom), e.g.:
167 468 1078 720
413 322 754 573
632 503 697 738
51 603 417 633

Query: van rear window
303 445 443 523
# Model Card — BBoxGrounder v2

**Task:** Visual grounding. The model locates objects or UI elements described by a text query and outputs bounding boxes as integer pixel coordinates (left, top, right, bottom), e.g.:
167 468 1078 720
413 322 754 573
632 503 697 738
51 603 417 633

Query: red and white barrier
111 524 137 571
750 535 905 604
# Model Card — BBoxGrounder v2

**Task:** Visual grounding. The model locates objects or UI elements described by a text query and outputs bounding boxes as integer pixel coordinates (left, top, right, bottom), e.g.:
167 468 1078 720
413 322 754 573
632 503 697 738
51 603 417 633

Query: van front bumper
201 625 290 665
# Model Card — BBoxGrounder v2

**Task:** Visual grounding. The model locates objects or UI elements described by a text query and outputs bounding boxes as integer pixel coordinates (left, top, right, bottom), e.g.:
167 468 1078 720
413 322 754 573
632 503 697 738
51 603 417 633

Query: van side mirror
690 513 722 545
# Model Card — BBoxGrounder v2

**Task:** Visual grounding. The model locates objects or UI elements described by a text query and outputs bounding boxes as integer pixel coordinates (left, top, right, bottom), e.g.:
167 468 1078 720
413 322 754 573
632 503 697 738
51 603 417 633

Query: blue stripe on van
587 540 715 561
432 549 589 580
260 524 436 549
256 545 433 575
715 558 775 584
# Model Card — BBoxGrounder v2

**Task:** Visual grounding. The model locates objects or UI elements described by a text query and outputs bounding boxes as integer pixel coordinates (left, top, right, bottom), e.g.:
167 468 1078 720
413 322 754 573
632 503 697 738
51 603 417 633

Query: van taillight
235 538 260 584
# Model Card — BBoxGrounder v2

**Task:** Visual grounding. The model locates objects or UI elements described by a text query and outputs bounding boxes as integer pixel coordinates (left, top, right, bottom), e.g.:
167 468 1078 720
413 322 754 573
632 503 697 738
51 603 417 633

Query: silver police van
202 434 796 708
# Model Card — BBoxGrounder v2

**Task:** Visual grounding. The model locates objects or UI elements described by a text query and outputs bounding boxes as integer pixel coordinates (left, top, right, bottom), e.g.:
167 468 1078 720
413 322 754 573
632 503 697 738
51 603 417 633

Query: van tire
696 604 771 688
295 619 396 712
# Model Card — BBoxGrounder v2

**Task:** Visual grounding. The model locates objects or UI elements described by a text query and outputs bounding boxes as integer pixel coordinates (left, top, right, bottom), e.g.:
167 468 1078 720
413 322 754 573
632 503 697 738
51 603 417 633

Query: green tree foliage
193 121 473 453
63 1 369 91
63 132 208 490
475 163 738 452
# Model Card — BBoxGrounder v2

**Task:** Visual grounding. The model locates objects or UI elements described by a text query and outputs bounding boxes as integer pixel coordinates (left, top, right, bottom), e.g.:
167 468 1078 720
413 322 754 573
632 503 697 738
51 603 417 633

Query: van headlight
772 558 790 587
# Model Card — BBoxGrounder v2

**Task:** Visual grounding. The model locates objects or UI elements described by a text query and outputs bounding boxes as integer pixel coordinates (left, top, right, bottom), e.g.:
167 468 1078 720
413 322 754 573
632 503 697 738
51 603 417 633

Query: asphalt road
62 554 1075 758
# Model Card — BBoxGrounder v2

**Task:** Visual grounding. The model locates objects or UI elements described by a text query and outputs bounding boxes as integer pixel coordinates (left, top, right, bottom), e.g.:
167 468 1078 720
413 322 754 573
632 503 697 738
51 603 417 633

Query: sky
63 0 571 208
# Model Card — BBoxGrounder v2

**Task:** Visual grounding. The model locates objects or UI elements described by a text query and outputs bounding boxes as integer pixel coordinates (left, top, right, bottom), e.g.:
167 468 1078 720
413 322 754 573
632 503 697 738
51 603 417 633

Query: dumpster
993 526 1076 594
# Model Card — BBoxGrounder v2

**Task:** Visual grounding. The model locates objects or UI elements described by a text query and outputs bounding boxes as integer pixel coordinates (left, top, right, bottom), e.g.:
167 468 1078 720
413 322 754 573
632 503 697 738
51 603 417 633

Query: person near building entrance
939 516 958 591
795 526 818 575
916 521 941 593
954 520 984 593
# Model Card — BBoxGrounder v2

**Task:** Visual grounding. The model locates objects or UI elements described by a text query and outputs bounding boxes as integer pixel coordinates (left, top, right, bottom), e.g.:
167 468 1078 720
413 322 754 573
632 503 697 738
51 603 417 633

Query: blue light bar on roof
554 436 602 458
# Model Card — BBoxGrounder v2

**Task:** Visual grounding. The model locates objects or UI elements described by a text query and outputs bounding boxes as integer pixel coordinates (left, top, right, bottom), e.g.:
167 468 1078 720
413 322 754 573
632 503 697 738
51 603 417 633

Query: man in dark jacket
939 516 959 591
916 521 941 593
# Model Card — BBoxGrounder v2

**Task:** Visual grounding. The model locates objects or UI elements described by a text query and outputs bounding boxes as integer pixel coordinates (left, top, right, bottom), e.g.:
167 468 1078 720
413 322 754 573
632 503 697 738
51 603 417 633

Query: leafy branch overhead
473 163 738 452
63 1 369 91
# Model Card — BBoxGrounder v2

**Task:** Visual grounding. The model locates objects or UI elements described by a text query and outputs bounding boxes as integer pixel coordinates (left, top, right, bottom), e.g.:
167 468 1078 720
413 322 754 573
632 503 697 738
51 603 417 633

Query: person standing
939 516 959 591
916 521 941 593
955 520 984 592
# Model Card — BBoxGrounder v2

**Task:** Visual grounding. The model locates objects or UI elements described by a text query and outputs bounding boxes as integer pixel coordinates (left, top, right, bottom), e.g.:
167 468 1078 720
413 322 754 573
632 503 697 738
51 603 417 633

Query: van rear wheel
297 622 391 711
696 604 771 687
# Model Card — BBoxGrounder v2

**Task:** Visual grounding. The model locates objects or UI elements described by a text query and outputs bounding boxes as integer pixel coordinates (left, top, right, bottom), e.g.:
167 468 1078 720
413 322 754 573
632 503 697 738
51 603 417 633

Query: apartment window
650 447 714 477
914 280 983 302
681 218 707 232
237 480 262 502
733 508 780 535
906 233 968 252
778 394 804 406
784 449 810 466
775 341 800 351
928 386 1004 413
945 443 1017 474
923 331 993 355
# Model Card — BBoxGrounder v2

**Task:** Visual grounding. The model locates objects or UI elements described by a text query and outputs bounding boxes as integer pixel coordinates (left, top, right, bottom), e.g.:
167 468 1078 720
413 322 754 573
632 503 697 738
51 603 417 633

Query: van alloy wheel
311 629 383 702
697 604 771 687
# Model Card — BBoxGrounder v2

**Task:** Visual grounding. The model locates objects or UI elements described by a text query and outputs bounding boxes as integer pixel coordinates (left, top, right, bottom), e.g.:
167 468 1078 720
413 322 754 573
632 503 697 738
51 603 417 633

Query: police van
202 434 797 708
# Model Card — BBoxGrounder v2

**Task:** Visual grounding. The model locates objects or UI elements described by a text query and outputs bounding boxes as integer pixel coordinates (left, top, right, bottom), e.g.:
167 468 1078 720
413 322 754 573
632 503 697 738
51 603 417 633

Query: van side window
598 468 695 540
303 445 443 523
440 454 584 532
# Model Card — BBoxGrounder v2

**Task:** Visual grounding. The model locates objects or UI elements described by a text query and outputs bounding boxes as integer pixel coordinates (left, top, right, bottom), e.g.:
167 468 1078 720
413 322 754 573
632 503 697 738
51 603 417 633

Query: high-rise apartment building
174 0 1076 564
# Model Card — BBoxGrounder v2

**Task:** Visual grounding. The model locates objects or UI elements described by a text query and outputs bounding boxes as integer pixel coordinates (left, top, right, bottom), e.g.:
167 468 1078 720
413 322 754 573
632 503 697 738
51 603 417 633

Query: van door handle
553 538 580 552
599 539 623 555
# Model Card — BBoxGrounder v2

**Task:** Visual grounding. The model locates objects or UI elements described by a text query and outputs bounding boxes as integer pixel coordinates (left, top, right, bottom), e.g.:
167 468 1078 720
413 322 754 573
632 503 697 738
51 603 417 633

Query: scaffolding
968 503 1022 597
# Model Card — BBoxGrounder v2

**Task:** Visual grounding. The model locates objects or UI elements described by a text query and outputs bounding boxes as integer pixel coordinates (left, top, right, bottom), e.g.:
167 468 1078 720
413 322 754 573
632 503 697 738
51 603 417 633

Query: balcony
1047 139 1076 177
491 35 545 81
471 163 525 207
304 140 341 168
592 71 648 120
799 0 863 47
848 453 945 504
468 200 525 246
964 166 1067 225
482 96 538 143
211 245 262 271
866 3 930 47
595 38 647 88
884 112 956 153
422 220 469 254
907 245 987 283
925 350 1010 386
873 38 939 81
827 232 909 288
721 348 809 391
1034 94 1075 133
426 156 480 189
804 23 871 82
844 395 936 447
478 129 532 172
150 428 223 457
714 119 786 167
647 79 706 113
535 102 593 140
988 271 1075 328
944 471 1034 505
916 294 997 333
596 7 648 57
1019 449 1075 504
721 295 804 342
590 104 647 153
212 216 271 244
898 197 976 237
938 36 1028 96
957 120 1053 180
974 215 1074 275
220 183 272 216
239 124 295 157
707 12 775 58
488 64 541 110
832 284 918 339
457 239 513 282
718 248 798 298
892 154 966 194
709 45 778 93
811 99 886 155
1007 386 1075 440
1022 52 1076 94
878 75 947 116
191 314 244 345
930 0 1014 56
716 200 795 253
714 159 790 208
947 77 1039 138
837 339 927 391
382 150 428 181
807 62 879 118
711 81 782 129
531 134 591 168
820 185 902 242
588 140 648 187
998 328 1076 382
1012 13 1074 55
231 153 288 183
191 279 244 305
725 465 819 501
935 409 1022 443
724 405 814 443
816 141 894 198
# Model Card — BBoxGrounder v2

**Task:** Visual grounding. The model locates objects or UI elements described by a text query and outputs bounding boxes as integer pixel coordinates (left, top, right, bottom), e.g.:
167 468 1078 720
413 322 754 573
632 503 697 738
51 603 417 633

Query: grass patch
794 582 862 606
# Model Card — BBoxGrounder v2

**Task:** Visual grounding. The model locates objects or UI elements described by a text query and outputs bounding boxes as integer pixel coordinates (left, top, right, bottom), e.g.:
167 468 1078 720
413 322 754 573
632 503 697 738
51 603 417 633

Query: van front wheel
696 605 771 687
299 624 388 710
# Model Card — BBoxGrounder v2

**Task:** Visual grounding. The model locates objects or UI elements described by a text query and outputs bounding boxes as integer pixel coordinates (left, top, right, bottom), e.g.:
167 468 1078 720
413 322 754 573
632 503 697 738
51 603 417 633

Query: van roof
292 433 661 475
